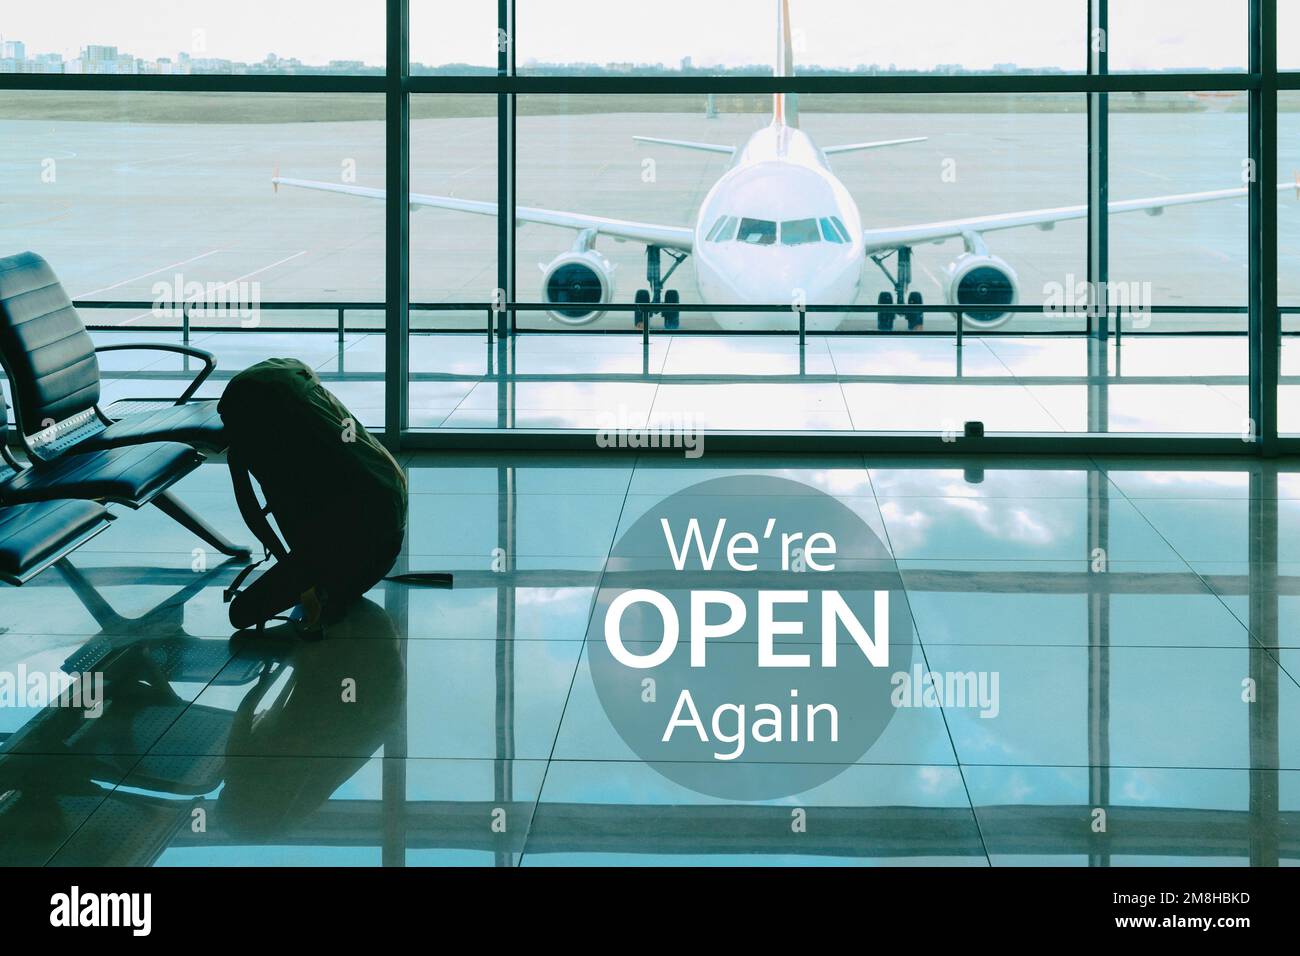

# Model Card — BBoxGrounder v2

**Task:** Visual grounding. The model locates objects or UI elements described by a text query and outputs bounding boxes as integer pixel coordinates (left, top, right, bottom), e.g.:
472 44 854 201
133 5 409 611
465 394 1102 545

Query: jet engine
945 253 1019 329
540 244 616 325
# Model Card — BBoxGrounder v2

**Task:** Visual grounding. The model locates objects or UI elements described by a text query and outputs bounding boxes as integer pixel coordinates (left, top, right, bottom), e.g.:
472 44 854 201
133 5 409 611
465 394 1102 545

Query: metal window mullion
1087 0 1110 438
1250 0 1280 452
496 0 516 432
385 0 409 446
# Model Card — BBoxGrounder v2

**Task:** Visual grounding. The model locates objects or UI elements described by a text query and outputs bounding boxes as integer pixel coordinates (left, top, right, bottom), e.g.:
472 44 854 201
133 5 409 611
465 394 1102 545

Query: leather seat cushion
77 400 227 453
0 498 109 580
0 442 201 507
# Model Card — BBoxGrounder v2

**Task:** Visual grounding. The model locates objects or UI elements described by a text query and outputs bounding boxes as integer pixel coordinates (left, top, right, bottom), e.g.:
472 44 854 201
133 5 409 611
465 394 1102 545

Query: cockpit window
819 217 847 244
737 218 777 245
781 219 821 246
706 215 737 242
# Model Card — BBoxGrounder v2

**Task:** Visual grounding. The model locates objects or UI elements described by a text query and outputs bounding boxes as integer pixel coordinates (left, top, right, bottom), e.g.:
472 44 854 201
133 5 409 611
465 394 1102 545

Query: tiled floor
52 329 1300 434
2 452 1299 866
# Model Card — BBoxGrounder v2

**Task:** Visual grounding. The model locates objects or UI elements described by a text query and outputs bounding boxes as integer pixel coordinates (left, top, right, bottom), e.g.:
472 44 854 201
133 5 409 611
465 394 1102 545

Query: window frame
0 0 1289 455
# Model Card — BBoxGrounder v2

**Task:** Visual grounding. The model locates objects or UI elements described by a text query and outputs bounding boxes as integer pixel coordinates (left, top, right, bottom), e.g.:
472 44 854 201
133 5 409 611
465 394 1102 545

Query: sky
0 1 1276 71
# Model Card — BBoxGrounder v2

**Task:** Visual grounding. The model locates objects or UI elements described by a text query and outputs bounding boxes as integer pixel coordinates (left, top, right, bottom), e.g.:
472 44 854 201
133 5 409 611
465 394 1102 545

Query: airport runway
2 99 1298 341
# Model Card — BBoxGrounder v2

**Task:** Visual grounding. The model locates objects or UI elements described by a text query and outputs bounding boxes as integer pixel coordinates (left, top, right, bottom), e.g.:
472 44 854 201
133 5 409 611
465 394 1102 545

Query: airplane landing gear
870 245 924 331
634 244 689 330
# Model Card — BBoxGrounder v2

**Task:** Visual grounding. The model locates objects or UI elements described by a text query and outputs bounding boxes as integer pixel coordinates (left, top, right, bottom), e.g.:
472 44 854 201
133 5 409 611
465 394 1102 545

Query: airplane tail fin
774 0 799 128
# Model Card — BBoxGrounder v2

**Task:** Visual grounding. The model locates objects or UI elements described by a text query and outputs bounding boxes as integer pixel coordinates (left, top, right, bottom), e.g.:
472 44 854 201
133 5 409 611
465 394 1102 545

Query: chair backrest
0 397 18 481
0 252 101 438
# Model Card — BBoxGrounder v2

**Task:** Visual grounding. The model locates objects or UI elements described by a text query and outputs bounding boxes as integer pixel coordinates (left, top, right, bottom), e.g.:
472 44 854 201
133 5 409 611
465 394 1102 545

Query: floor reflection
1 453 1298 865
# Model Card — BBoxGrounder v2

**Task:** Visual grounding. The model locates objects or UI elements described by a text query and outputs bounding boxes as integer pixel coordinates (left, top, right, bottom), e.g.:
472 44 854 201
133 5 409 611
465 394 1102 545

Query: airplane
272 0 1294 333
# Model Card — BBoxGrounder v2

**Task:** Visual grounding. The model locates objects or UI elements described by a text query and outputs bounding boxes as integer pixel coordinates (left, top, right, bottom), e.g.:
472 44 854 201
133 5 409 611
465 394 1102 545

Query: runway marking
211 250 309 291
76 249 221 298
112 146 242 173
120 250 307 325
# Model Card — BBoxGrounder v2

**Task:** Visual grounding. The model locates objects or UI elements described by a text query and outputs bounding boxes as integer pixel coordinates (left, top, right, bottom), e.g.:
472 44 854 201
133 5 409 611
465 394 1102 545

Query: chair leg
153 490 252 561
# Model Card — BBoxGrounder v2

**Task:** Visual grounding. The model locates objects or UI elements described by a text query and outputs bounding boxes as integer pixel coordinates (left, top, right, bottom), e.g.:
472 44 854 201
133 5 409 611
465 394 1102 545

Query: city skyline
0 0 1277 74
0 35 1260 78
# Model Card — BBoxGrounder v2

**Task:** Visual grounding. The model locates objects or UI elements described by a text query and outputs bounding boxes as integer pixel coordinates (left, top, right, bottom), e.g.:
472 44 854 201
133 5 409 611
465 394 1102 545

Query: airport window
0 1 387 74
410 1 497 74
1284 4 1300 71
0 1 1292 448
515 0 1085 75
1108 0 1248 72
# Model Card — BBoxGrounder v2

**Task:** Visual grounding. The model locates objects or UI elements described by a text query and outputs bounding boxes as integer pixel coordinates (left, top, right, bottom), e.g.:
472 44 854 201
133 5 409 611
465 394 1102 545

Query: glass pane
1108 0 1247 72
780 218 821 246
409 94 497 429
411 0 498 73
500 92 1096 435
1105 90 1248 436
1283 3 1300 71
1279 91 1300 434
1108 91 1248 316
0 91 386 425
0 1 385 74
517 0 1084 75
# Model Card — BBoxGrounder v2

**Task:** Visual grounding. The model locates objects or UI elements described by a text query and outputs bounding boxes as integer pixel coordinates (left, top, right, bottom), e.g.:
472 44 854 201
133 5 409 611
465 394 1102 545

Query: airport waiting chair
0 251 227 456
0 396 249 561
0 252 248 559
0 497 112 585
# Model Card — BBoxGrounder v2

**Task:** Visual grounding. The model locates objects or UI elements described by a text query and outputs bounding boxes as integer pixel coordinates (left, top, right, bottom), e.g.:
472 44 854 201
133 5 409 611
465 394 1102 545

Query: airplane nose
707 250 814 306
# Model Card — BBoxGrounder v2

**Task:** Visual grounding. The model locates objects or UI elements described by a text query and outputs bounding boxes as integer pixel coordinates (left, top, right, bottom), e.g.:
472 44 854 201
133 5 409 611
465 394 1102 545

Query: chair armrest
93 343 217 405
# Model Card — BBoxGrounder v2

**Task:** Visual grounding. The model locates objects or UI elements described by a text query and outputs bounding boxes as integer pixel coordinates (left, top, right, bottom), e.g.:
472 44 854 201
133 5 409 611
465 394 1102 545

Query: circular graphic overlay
588 474 911 800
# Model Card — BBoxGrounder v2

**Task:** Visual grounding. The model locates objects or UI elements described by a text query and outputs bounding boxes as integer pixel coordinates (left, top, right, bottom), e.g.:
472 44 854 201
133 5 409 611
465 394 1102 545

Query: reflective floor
2 452 1299 866
61 328 1300 434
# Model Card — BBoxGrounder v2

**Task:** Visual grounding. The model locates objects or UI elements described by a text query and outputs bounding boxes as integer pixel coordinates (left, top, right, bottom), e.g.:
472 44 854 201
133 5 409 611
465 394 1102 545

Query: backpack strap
227 450 290 564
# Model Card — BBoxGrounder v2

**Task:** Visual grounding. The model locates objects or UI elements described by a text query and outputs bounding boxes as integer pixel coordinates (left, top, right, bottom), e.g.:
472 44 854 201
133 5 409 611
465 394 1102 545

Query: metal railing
76 299 1261 350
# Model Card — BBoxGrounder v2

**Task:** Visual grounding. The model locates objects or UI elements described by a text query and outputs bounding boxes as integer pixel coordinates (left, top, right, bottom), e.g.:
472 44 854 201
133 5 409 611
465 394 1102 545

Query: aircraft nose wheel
877 291 896 331
634 244 689 331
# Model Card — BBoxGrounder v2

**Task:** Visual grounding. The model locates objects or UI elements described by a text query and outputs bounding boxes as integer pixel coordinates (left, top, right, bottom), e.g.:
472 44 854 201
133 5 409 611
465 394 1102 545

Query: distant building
681 55 693 71
32 52 63 73
67 45 137 74
2 40 25 61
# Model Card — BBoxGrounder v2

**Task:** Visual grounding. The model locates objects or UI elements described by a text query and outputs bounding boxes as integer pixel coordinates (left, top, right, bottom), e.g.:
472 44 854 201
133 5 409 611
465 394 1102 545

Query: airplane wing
272 176 695 252
632 135 735 156
823 136 927 155
861 181 1295 254
631 135 926 157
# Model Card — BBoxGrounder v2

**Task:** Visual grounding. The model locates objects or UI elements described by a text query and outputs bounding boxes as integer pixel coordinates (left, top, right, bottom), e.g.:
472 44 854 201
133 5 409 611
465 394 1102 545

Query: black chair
1 393 248 560
0 252 247 559
0 251 226 455
0 497 112 585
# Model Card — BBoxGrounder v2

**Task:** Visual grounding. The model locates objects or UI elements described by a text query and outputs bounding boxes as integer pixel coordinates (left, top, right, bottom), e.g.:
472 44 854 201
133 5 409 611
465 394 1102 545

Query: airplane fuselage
693 122 866 330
